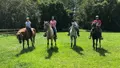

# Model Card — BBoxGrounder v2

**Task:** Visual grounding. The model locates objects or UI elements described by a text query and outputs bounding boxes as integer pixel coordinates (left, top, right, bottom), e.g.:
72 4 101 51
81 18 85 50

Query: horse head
71 22 77 30
16 32 23 44
44 21 50 30
70 22 78 37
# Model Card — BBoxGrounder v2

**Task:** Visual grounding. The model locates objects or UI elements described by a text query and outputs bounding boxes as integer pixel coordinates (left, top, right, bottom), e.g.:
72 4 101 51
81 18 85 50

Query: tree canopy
0 0 120 31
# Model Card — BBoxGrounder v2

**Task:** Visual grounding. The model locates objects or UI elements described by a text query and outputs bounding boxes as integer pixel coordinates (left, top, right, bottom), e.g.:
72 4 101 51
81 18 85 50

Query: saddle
26 27 33 38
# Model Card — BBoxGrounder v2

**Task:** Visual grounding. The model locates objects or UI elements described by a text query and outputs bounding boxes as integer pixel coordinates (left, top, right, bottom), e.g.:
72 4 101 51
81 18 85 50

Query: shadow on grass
45 46 59 59
16 46 35 57
96 47 110 56
72 45 84 55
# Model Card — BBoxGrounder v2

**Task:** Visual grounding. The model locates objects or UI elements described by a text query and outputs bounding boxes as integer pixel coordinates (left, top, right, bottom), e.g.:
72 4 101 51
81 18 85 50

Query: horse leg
93 39 95 49
33 36 35 47
27 39 29 48
96 39 98 50
74 37 76 46
51 39 53 48
99 38 101 48
33 36 35 45
31 38 34 47
54 38 56 46
71 37 73 48
23 39 25 49
47 39 49 49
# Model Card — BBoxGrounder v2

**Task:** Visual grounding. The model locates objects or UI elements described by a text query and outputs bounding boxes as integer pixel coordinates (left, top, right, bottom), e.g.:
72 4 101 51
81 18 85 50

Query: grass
0 30 120 68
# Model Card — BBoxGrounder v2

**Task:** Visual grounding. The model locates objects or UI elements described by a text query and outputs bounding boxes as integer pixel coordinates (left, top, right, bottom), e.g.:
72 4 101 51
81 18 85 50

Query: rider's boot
77 28 80 37
77 32 80 37
43 32 47 37
55 33 57 39
100 33 103 40
68 32 70 36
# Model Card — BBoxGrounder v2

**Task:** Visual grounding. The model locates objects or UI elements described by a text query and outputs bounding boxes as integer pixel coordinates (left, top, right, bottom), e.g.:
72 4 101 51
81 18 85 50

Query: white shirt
25 21 31 28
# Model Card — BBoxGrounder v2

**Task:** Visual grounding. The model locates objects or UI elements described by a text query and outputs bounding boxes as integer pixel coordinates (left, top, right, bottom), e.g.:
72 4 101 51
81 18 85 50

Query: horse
44 21 56 49
91 23 101 50
69 22 78 48
16 28 36 49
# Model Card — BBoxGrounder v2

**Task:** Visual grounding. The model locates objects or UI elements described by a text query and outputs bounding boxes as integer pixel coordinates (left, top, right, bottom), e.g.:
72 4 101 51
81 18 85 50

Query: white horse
44 21 56 49
69 22 78 47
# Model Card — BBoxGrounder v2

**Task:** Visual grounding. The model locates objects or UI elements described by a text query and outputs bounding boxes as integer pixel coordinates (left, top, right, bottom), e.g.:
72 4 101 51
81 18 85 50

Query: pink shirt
50 20 56 28
92 20 102 26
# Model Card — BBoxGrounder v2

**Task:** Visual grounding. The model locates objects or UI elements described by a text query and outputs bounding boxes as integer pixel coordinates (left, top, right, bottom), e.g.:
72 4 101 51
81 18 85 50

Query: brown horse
91 23 101 50
16 28 36 49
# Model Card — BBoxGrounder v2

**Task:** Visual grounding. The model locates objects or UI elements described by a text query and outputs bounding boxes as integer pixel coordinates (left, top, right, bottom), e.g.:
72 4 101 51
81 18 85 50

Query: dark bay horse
44 21 56 49
91 23 101 50
16 28 36 49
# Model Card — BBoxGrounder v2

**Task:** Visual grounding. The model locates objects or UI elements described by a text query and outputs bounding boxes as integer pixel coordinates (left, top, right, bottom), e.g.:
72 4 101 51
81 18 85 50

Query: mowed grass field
0 30 120 68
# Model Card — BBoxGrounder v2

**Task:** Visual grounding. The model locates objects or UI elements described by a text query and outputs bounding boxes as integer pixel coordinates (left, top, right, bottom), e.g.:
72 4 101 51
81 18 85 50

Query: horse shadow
72 45 84 55
96 47 110 56
45 46 59 59
16 46 35 57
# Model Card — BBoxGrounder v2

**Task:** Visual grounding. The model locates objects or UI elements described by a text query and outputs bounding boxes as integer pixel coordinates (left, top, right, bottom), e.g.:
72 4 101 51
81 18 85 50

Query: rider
89 15 103 39
68 19 80 36
50 16 57 39
25 17 32 37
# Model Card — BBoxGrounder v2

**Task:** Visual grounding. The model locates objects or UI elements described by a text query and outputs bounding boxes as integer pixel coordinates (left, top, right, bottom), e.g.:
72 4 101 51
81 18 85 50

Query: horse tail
32 28 36 44
33 28 36 35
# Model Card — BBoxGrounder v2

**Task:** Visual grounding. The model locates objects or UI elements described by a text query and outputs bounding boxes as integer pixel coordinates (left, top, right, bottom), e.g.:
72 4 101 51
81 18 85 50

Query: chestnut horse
16 28 36 49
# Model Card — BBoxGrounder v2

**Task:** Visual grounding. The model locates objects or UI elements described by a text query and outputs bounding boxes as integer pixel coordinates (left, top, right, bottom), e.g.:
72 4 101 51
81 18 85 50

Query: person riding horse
44 16 57 39
25 17 32 37
89 15 103 40
68 19 80 36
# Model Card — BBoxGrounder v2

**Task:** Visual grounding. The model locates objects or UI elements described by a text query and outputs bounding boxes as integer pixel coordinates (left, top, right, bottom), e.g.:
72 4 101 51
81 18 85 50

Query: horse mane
44 21 51 30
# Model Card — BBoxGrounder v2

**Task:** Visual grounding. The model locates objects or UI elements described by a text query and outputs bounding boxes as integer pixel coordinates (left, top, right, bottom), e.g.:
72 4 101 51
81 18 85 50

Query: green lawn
0 30 120 68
